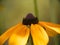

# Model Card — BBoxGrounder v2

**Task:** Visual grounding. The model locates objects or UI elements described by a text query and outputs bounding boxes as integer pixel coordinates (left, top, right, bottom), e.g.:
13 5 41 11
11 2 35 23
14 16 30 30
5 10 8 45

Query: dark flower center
22 13 39 25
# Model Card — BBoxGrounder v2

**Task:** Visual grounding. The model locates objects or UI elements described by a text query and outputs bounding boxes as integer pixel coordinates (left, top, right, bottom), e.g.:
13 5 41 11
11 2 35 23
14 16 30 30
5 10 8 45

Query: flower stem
34 0 39 17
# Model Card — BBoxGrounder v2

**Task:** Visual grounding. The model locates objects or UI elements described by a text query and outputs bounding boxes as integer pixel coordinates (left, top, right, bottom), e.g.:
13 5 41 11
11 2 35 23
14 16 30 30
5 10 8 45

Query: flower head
0 13 60 45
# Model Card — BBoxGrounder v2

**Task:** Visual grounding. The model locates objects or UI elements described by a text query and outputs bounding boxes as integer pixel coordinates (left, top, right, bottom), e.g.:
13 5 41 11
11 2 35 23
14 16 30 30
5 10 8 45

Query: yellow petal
31 24 49 45
8 25 30 45
0 23 22 45
39 21 60 37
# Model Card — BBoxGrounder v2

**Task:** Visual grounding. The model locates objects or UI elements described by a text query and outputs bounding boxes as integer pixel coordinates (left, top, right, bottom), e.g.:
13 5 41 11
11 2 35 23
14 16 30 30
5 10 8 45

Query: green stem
34 0 39 17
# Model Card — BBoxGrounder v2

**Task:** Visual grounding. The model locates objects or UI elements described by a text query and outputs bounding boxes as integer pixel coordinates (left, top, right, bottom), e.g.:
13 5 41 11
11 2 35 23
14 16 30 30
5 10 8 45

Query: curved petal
31 24 49 45
39 21 60 37
8 25 30 45
0 23 22 45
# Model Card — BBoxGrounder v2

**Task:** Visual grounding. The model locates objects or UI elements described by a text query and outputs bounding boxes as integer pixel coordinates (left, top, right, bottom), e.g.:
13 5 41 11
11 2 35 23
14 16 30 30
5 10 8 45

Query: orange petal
39 21 60 37
31 24 49 45
8 25 30 45
0 23 22 45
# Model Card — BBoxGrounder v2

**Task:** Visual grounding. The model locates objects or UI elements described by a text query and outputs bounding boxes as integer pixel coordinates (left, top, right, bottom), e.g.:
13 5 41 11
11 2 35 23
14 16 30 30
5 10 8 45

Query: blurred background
0 0 60 45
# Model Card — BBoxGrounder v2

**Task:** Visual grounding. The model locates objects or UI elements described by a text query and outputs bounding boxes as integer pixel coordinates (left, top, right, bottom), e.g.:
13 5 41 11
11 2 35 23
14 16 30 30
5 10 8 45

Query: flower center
22 13 39 25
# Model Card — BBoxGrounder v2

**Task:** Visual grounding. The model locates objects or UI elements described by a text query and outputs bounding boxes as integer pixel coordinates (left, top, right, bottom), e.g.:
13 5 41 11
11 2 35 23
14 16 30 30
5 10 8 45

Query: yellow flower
0 13 60 45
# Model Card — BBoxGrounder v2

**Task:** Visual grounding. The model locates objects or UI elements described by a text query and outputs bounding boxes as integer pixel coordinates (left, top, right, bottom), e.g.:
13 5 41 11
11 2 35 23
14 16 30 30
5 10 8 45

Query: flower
0 13 60 45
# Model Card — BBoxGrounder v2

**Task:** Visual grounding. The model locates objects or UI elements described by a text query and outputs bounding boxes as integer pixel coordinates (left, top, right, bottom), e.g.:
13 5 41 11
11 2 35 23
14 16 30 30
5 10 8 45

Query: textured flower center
22 13 39 25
